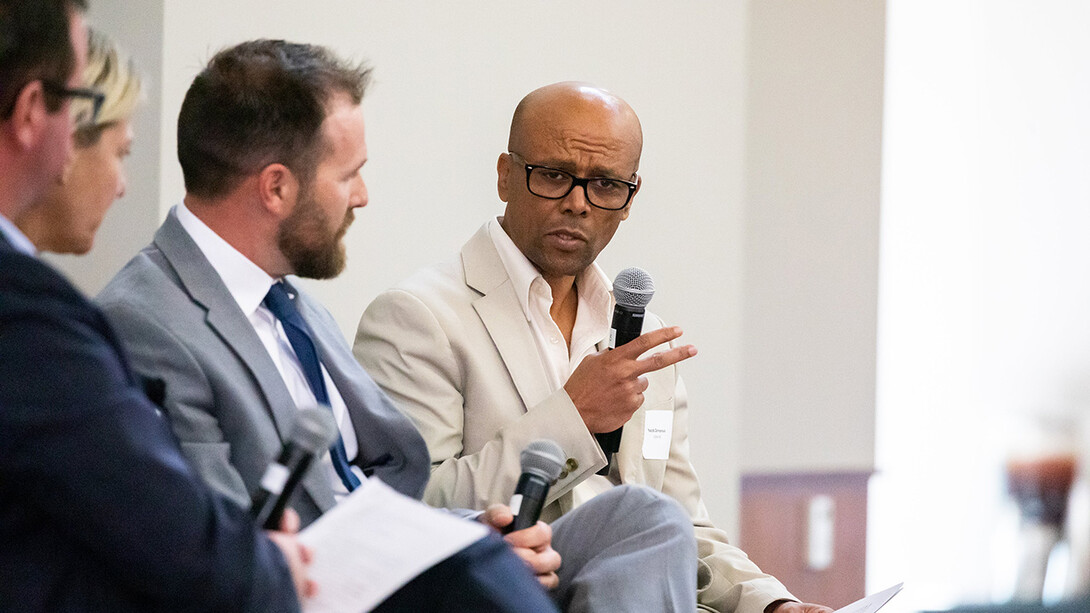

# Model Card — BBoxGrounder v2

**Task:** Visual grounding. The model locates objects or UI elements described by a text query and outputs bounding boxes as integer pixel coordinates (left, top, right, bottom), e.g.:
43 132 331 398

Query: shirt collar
487 217 613 324
489 217 542 322
573 257 613 346
174 202 277 316
0 212 38 256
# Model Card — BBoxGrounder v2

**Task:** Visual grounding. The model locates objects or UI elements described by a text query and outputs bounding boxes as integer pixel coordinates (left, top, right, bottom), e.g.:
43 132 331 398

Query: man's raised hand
564 326 696 433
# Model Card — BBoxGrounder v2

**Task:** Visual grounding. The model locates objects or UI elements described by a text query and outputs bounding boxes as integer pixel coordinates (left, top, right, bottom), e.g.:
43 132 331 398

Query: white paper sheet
299 478 488 613
834 582 904 613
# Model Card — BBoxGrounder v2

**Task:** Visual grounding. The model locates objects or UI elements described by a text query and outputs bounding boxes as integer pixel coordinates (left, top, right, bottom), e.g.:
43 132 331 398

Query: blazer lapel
294 283 428 501
462 224 552 411
616 408 655 487
154 211 300 444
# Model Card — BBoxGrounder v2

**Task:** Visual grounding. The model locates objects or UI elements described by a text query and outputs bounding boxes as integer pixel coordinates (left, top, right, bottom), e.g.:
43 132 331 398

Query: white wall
871 1 1090 609
741 0 885 474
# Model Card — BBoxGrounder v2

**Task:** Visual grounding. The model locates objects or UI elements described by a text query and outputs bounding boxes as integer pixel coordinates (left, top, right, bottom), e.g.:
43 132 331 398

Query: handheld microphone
596 268 655 473
252 408 338 529
609 267 655 349
506 439 565 533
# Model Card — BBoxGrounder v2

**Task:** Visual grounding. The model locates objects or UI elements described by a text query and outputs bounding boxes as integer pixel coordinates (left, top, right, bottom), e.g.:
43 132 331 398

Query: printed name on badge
642 410 672 460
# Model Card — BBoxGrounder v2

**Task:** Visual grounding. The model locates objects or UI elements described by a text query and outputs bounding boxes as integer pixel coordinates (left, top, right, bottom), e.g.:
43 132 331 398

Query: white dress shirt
0 212 37 255
176 202 363 499
488 218 616 504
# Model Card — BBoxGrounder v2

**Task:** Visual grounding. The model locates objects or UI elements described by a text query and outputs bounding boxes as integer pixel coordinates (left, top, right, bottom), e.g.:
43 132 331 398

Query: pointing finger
633 344 697 376
614 326 684 358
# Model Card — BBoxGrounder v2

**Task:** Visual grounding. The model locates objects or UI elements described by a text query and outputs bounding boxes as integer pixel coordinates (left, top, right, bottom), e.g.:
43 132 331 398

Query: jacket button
565 458 579 472
557 470 569 480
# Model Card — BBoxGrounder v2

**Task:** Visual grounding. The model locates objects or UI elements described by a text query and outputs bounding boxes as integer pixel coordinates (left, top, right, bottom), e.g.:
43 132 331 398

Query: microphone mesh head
292 408 339 454
613 267 654 308
520 439 565 481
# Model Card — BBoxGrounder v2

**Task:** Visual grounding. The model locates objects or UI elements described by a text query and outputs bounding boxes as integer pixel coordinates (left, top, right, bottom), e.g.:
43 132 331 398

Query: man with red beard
97 39 565 612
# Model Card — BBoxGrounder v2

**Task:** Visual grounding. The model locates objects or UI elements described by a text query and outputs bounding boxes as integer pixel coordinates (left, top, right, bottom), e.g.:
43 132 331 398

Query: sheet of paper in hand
835 583 904 613
300 477 488 612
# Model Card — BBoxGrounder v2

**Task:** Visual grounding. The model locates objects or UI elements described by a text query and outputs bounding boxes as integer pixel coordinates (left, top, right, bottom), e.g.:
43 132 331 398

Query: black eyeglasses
42 81 105 126
509 152 638 211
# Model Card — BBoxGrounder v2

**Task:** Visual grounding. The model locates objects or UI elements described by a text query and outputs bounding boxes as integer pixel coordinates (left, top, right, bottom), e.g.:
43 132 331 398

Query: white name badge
642 410 672 460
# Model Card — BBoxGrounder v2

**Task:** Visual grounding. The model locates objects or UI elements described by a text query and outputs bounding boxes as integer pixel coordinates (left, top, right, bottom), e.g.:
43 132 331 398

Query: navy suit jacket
0 235 298 612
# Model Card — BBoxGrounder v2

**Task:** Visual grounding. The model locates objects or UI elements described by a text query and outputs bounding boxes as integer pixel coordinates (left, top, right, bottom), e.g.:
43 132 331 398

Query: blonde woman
17 27 140 253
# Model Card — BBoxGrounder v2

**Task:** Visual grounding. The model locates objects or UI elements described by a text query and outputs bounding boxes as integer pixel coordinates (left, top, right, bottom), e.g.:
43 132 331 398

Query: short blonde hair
72 27 142 148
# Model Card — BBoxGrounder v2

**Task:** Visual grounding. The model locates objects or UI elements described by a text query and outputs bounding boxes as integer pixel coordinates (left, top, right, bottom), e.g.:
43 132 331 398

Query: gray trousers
550 484 697 613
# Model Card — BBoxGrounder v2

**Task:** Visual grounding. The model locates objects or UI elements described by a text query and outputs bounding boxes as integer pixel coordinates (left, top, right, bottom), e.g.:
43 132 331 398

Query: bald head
508 81 642 173
497 82 644 285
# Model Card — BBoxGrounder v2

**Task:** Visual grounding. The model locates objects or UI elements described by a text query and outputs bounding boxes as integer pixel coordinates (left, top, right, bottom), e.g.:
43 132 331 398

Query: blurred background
55 1 1090 610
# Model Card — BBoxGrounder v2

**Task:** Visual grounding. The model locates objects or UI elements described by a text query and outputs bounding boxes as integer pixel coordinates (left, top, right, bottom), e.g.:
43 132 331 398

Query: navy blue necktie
264 281 360 492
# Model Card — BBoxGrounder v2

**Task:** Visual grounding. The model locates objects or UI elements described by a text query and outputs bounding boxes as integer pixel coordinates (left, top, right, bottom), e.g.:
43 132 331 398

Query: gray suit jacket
355 222 796 613
97 208 429 525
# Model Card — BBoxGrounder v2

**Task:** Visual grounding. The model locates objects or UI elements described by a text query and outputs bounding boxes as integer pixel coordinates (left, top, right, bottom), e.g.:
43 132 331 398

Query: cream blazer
355 223 796 613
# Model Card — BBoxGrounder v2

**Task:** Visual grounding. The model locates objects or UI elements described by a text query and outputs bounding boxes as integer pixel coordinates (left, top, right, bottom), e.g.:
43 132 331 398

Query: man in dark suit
0 1 310 611
97 39 567 612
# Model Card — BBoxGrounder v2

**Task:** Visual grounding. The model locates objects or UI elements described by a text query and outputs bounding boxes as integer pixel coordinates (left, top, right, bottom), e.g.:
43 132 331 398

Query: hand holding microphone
481 440 565 589
253 409 334 603
596 268 654 461
265 509 318 601
507 439 565 532
564 268 696 437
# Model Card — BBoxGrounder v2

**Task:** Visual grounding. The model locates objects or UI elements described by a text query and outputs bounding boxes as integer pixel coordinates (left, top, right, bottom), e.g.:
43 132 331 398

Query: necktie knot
263 281 297 322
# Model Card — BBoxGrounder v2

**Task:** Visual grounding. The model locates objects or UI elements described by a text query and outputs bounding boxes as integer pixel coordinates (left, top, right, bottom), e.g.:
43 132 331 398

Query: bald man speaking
355 83 832 613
